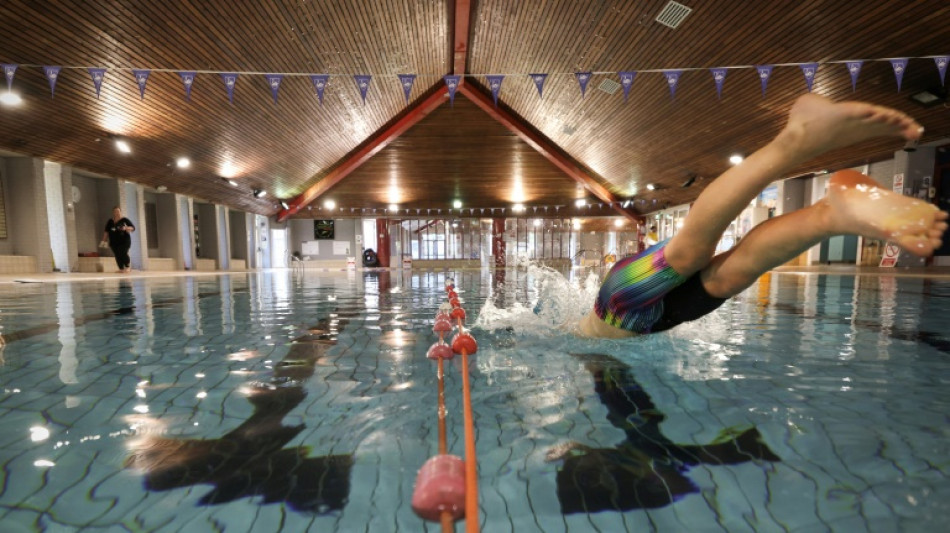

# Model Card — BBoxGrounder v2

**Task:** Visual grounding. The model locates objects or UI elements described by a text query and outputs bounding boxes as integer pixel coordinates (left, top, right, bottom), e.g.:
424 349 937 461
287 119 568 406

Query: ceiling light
533 219 542 227
323 199 336 210
512 203 525 213
681 174 697 187
0 91 22 106
909 88 946 108
176 157 191 169
622 200 631 208
574 199 587 207
280 200 290 210
115 139 131 154
646 184 656 191
451 221 458 228
614 219 625 227
227 179 238 187
572 219 582 230
252 189 266 198
389 203 398 212
453 200 462 209
729 154 744 165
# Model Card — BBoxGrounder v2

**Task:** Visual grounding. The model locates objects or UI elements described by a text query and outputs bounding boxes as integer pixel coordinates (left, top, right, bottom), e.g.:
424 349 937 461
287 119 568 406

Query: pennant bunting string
220 73 238 104
800 62 818 92
132 69 150 99
310 74 329 105
2 63 16 91
178 71 196 101
710 68 727 100
663 70 682 100
486 74 504 106
845 61 863 92
575 71 592 98
618 71 636 102
529 73 547 98
88 68 107 98
890 58 908 91
43 66 61 97
935 56 948 86
443 75 461 106
264 74 283 104
397 74 416 104
756 65 773 98
354 74 371 104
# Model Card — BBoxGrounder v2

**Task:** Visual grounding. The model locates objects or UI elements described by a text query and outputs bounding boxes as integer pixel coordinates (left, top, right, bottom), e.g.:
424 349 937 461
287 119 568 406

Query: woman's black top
105 217 135 248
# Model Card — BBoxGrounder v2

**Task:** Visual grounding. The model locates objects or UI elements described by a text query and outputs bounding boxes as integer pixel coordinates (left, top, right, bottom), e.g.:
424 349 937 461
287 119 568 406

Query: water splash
473 264 602 335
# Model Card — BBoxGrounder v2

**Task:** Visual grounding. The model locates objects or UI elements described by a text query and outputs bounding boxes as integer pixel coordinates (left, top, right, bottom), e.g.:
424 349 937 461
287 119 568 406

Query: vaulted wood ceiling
0 0 948 220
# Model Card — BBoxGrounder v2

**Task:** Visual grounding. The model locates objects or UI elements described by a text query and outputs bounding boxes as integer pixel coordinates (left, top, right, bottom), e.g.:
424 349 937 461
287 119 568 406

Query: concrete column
156 193 183 269
216 205 230 270
492 218 506 268
375 218 390 267
7 157 53 272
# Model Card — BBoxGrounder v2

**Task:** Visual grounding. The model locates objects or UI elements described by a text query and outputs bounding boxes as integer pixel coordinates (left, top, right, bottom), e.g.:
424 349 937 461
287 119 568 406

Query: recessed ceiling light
253 189 266 198
388 203 398 212
453 200 462 209
176 157 191 169
512 203 526 213
115 139 131 154
574 199 587 207
729 154 744 165
227 179 238 187
533 219 542 227
0 92 22 106
614 219 625 227
646 184 656 191
280 200 289 210
323 199 336 210
572 219 582 230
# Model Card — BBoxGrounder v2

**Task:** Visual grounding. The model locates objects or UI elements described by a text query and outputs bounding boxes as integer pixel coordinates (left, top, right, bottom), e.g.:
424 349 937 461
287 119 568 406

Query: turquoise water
0 270 948 532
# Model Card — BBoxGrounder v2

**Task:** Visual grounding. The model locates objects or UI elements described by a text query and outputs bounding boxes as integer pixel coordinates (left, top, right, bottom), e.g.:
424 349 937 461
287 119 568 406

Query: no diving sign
880 242 901 267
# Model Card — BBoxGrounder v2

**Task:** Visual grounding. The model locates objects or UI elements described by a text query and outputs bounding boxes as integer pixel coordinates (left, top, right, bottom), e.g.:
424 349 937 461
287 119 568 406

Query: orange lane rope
437 356 453 533
458 315 479 533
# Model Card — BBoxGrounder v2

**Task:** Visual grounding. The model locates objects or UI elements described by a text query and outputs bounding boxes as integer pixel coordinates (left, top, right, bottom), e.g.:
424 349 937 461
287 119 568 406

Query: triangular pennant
890 58 908 91
486 75 504 106
443 75 461 106
220 73 239 104
800 62 818 92
131 69 150 99
397 74 416 104
755 65 774 97
710 68 727 100
575 71 592 98
354 74 372 104
845 61 863 92
934 56 948 86
43 66 61 97
88 68 107 98
529 73 547 98
178 71 196 101
310 74 329 105
2 63 16 91
663 70 682 100
618 71 636 102
264 74 283 104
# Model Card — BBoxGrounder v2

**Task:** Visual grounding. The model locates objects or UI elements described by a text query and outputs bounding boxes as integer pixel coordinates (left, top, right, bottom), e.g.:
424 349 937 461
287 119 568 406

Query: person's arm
124 218 135 233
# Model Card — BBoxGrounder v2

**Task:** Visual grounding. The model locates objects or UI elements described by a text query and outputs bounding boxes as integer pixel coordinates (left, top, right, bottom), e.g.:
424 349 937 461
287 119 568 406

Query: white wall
289 218 358 259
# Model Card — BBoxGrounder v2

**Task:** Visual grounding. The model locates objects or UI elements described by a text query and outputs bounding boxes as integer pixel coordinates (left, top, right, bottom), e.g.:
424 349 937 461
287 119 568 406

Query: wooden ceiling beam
451 0 473 76
277 87 448 221
458 83 641 221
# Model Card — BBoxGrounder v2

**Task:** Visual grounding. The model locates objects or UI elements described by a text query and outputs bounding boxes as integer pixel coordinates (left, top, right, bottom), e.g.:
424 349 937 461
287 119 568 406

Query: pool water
0 269 948 532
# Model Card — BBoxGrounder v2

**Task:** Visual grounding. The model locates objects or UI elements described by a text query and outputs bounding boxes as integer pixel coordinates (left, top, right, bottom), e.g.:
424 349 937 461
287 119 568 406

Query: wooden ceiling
0 0 948 220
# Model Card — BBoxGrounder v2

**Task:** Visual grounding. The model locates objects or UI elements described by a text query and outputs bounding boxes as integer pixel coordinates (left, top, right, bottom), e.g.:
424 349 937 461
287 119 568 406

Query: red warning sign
880 242 900 267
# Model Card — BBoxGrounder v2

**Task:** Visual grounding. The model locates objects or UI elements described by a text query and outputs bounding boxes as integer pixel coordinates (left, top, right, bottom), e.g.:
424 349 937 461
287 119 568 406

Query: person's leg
663 93 924 278
119 246 131 273
699 170 947 298
111 247 124 273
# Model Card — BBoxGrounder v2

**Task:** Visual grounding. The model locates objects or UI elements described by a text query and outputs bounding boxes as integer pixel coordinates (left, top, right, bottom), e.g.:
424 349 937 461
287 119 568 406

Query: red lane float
411 454 466 521
451 332 477 355
427 342 455 360
450 307 466 320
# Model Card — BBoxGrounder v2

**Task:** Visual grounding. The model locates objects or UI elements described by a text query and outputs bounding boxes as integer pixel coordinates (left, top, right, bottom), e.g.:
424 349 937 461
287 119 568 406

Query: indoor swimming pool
0 269 948 532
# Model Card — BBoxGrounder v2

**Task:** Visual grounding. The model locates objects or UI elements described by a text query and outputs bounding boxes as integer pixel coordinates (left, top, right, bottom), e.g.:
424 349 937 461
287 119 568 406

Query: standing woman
101 206 135 273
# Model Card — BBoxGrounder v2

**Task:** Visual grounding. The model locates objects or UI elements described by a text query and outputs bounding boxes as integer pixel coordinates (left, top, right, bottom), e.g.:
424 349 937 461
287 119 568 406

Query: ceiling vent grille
597 78 621 95
656 1 692 29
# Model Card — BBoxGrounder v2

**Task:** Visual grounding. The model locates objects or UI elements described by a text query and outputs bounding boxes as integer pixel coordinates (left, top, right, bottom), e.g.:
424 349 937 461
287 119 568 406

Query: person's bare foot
778 94 923 161
825 170 948 257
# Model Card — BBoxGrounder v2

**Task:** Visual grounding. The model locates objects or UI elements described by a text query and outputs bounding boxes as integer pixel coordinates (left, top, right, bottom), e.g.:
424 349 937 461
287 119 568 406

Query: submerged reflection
550 353 780 513
125 316 353 513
